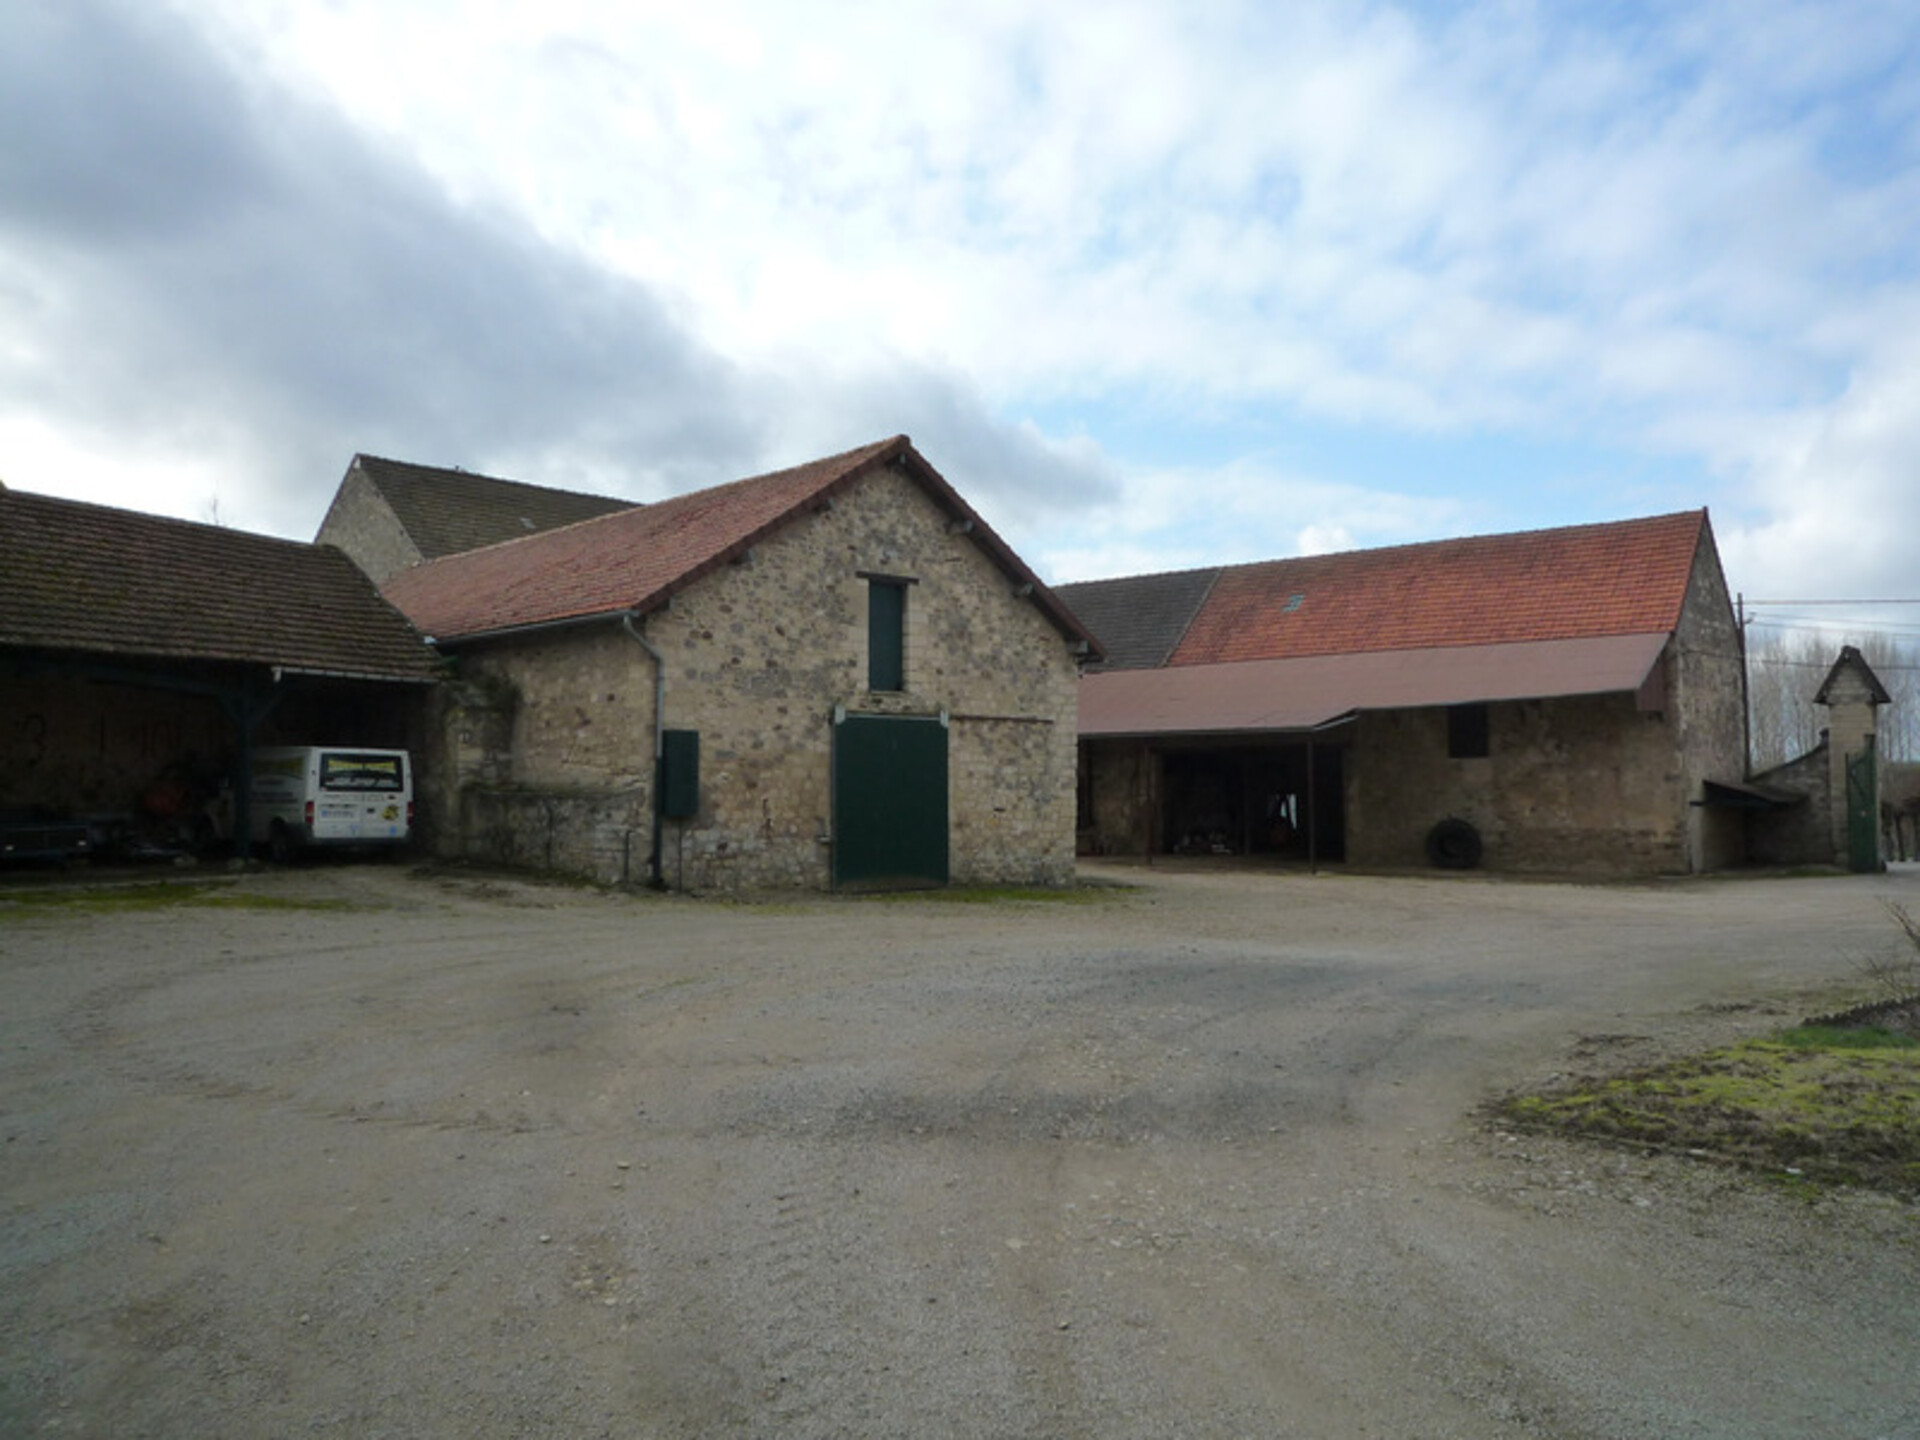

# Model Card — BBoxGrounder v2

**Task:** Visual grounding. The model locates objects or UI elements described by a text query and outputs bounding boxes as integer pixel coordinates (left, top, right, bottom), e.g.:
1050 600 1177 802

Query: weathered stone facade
429 464 1081 890
1344 527 1747 874
1818 663 1882 868
1747 741 1832 867
1079 528 1749 877
1746 649 1889 870
314 467 422 587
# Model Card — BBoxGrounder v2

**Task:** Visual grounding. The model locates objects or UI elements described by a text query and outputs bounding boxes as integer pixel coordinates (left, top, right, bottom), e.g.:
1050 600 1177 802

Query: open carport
0 485 438 860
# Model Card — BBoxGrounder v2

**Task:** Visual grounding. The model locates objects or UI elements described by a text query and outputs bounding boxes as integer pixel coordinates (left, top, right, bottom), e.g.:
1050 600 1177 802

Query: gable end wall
316 468 424 586
431 464 1079 890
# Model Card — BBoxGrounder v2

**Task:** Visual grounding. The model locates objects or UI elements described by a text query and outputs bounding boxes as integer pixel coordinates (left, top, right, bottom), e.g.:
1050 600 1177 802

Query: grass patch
1492 1028 1920 1197
0 882 369 917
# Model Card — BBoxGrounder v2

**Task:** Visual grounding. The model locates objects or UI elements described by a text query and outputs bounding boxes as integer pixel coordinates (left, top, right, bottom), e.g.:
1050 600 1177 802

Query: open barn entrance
1159 741 1345 861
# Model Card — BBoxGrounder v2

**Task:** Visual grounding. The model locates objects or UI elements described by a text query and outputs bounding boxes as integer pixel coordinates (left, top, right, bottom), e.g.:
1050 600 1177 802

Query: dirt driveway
4 861 1919 1439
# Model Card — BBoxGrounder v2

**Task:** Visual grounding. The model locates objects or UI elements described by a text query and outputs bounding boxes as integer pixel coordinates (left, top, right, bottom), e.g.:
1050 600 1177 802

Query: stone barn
374 437 1099 891
1059 510 1751 877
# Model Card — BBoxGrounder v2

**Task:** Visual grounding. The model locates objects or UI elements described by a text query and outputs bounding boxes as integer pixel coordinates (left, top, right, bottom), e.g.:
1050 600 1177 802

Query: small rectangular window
1447 703 1490 759
868 578 906 691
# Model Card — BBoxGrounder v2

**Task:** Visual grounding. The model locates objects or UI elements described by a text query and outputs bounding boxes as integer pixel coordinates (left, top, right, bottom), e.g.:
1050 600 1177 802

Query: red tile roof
1168 510 1708 666
381 437 1101 655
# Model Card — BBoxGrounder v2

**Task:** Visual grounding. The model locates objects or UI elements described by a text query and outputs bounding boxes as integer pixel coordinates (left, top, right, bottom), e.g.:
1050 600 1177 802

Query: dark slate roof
0 487 439 681
384 436 1102 657
1053 568 1222 672
349 454 636 560
1814 644 1893 706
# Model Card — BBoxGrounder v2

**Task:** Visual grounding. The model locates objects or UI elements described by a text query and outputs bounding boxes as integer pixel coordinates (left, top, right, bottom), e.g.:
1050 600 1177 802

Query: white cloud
3 0 1916 611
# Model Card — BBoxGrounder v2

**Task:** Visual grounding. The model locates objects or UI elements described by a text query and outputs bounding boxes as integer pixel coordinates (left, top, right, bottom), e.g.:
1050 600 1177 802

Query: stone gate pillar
1814 645 1890 870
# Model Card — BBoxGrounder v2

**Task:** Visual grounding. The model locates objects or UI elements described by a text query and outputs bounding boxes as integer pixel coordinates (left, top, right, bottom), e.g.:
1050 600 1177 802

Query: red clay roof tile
1167 510 1707 666
380 437 1102 657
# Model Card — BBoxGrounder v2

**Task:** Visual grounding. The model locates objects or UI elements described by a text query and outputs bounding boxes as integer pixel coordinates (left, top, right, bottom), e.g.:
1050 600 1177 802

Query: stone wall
1664 524 1749 869
314 465 419 586
1303 531 1745 877
1747 740 1830 866
1343 689 1690 874
1821 668 1881 868
433 462 1081 890
1078 740 1158 856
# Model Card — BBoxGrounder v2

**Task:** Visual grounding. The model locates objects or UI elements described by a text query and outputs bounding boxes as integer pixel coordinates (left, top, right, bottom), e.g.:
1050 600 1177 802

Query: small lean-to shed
378 437 1100 891
1060 511 1750 877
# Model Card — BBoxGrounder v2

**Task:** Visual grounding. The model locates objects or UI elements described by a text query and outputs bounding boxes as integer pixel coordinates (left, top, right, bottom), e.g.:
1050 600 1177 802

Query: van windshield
319 753 406 791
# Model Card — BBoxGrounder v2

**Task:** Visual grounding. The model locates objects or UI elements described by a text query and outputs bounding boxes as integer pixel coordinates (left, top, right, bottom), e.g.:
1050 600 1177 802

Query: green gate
1846 739 1879 873
832 711 948 889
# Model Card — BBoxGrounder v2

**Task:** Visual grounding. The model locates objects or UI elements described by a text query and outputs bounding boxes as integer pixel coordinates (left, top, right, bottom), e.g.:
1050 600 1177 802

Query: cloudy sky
3 1 1917 643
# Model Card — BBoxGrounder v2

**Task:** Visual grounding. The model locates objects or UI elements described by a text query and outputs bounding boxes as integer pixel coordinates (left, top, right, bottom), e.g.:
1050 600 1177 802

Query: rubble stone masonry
430 463 1081 890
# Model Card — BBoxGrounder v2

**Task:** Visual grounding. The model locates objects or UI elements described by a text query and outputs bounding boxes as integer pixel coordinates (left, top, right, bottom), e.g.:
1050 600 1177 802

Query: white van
248 747 412 860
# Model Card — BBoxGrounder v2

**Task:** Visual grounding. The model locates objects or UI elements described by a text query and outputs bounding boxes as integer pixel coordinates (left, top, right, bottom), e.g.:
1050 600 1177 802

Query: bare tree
1861 634 1920 763
1745 629 1918 771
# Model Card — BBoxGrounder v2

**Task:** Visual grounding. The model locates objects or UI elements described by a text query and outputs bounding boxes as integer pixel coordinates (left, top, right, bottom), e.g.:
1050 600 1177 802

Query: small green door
1846 740 1879 873
832 711 948 889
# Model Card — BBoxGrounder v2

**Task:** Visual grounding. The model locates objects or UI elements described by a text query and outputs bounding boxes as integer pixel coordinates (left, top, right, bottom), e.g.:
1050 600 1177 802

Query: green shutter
659 729 700 819
868 580 905 692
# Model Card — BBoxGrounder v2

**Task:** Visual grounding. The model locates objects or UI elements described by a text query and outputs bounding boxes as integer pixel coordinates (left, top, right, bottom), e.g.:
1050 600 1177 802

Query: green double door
832 711 948 889
1846 741 1879 873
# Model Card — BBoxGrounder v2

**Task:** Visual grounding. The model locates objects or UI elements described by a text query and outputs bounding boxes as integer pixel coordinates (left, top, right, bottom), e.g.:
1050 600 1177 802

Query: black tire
267 822 296 865
1426 818 1483 870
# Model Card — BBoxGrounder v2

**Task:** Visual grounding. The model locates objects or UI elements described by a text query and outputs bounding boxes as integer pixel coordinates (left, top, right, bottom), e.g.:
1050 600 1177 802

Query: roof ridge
388 435 909 580
1057 561 1228 590
6 486 319 554
1215 508 1706 577
353 452 617 497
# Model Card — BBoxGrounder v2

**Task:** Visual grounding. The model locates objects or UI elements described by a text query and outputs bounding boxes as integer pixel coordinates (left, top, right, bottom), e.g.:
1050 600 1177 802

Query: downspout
620 612 667 888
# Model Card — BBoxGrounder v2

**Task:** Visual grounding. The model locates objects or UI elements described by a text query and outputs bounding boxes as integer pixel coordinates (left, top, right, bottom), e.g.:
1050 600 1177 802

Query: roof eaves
890 444 1106 661
422 604 635 649
627 438 914 620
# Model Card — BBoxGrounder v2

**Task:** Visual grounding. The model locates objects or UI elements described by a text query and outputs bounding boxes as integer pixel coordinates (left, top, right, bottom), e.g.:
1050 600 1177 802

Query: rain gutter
620 611 667 888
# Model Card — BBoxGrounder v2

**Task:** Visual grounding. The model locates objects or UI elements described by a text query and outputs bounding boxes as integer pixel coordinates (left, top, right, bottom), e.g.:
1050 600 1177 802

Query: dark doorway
1160 741 1345 861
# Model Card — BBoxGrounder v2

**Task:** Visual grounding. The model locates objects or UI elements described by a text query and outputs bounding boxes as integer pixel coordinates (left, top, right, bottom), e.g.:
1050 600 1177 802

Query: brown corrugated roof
1168 510 1707 665
382 436 1102 656
1080 634 1672 737
349 454 636 560
0 488 439 681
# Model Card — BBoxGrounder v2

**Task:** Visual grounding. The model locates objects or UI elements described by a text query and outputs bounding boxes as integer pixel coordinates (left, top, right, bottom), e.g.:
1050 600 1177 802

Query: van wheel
268 822 296 865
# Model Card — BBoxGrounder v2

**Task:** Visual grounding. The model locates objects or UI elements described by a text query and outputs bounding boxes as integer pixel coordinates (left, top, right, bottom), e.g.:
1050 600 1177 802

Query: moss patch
1493 1029 1920 1197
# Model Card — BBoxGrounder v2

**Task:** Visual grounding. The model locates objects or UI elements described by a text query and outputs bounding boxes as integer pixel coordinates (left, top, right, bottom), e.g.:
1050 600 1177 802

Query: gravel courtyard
4 860 1919 1439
